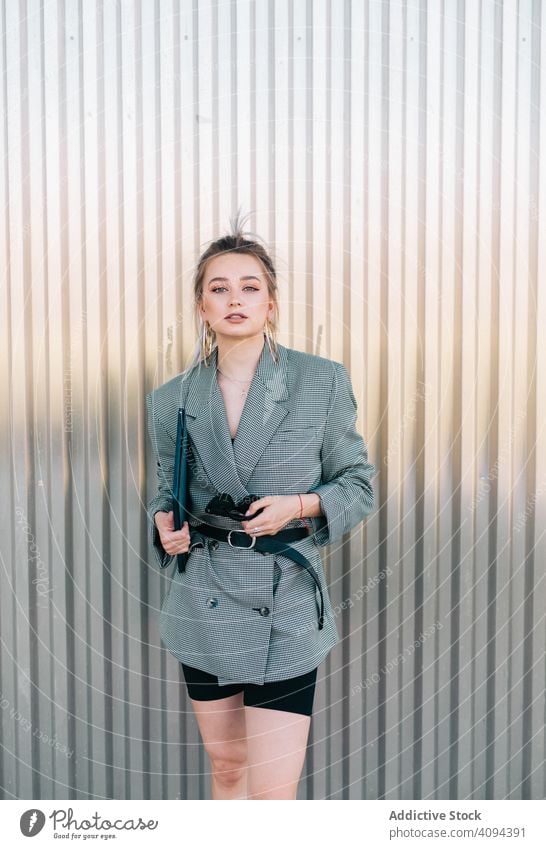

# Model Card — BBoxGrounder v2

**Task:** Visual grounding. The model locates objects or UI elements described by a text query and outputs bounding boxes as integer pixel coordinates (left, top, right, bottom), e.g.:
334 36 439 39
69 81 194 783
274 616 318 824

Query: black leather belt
191 523 325 630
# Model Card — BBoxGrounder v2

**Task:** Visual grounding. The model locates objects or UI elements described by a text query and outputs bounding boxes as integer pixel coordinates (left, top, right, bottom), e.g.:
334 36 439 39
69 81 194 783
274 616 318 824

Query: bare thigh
189 694 312 799
245 707 312 799
189 691 248 764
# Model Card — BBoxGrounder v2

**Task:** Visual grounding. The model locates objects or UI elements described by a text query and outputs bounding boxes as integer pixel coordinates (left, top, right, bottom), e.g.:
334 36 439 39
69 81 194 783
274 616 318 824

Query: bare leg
245 706 312 800
189 692 248 799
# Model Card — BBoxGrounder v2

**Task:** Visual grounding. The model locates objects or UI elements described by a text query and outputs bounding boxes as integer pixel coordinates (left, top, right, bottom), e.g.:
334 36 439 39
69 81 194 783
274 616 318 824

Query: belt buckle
227 529 256 550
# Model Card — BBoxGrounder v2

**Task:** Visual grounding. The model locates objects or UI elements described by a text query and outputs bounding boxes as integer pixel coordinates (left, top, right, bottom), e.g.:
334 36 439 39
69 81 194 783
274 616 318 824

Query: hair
182 208 280 373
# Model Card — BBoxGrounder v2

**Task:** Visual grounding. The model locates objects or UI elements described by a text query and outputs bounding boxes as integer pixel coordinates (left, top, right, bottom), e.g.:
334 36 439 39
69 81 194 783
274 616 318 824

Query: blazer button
206 597 218 608
259 606 270 616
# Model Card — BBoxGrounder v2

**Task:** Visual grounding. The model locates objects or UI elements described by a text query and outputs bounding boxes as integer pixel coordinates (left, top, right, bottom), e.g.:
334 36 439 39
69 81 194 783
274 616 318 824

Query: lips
225 313 248 319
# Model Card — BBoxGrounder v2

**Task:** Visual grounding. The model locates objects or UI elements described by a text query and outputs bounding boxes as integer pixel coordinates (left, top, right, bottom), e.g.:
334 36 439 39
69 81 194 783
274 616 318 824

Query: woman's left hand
240 495 300 536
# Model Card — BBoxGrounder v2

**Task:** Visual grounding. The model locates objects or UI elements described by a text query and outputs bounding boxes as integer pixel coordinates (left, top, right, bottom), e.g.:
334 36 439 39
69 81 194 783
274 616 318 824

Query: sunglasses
204 493 265 521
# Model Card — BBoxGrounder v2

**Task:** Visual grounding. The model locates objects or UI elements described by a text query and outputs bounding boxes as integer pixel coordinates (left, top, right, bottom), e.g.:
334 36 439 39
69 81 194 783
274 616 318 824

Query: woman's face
199 252 275 345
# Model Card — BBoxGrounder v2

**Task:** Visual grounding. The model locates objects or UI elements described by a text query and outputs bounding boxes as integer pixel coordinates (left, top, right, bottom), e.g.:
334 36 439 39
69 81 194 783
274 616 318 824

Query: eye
210 285 259 293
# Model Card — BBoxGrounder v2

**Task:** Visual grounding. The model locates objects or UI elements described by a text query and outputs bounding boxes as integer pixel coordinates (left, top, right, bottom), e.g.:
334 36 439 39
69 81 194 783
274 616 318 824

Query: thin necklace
217 368 253 399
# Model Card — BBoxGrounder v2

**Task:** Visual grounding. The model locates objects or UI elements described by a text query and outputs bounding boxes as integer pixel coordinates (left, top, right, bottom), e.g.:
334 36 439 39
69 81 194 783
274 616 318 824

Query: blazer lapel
181 340 290 500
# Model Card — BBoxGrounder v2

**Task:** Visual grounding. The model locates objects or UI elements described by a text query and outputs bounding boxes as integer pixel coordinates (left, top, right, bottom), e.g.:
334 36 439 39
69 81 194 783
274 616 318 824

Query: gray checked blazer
146 340 375 685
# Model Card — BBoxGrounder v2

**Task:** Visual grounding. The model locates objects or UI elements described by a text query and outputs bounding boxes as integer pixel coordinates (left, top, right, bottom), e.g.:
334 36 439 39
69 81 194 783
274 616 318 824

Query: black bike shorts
180 663 318 716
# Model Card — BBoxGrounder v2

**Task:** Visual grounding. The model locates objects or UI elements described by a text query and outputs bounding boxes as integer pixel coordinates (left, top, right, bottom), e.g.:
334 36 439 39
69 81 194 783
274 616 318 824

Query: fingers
244 497 270 518
154 510 174 532
242 510 268 534
241 519 276 536
160 520 191 555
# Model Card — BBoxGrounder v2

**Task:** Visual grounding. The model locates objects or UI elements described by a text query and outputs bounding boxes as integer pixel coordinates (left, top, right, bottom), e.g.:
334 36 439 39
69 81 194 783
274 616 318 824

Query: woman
146 217 375 800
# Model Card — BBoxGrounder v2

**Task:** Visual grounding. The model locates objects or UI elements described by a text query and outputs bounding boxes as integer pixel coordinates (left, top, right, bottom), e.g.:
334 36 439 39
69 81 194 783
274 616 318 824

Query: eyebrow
207 275 262 285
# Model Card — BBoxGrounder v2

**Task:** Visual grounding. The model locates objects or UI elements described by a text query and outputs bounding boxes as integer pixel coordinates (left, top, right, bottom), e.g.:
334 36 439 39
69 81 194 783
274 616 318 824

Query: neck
215 332 266 380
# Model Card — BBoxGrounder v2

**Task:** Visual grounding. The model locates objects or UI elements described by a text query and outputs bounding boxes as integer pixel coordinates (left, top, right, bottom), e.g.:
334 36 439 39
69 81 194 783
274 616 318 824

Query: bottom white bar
2 799 545 848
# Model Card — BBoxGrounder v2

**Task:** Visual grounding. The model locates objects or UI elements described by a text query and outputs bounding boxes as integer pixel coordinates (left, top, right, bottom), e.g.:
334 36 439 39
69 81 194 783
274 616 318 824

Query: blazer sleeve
309 362 376 546
145 390 176 571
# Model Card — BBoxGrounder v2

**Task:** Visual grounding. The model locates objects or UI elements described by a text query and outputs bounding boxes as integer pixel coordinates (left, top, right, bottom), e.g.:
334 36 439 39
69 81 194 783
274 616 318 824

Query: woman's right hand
154 511 191 555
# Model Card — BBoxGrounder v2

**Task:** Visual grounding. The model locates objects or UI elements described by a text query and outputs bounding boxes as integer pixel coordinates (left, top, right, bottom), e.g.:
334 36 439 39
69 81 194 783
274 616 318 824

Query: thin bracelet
298 494 311 531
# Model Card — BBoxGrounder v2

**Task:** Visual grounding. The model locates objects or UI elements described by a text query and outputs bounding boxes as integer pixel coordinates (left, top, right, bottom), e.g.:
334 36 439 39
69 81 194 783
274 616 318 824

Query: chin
215 327 261 343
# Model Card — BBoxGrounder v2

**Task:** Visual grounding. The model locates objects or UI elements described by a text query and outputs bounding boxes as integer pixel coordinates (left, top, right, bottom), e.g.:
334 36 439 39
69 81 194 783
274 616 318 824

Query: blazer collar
180 340 290 501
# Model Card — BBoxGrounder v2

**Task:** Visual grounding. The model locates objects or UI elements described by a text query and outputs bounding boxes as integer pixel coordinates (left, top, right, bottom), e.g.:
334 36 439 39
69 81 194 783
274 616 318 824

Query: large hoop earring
200 320 215 367
264 318 279 363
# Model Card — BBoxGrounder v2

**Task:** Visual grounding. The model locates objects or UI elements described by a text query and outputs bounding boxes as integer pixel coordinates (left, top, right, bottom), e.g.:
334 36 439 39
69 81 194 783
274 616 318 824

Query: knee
207 743 248 787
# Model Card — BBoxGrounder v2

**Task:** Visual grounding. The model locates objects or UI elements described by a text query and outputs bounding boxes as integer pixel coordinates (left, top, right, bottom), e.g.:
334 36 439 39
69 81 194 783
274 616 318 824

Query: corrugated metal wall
1 0 544 800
